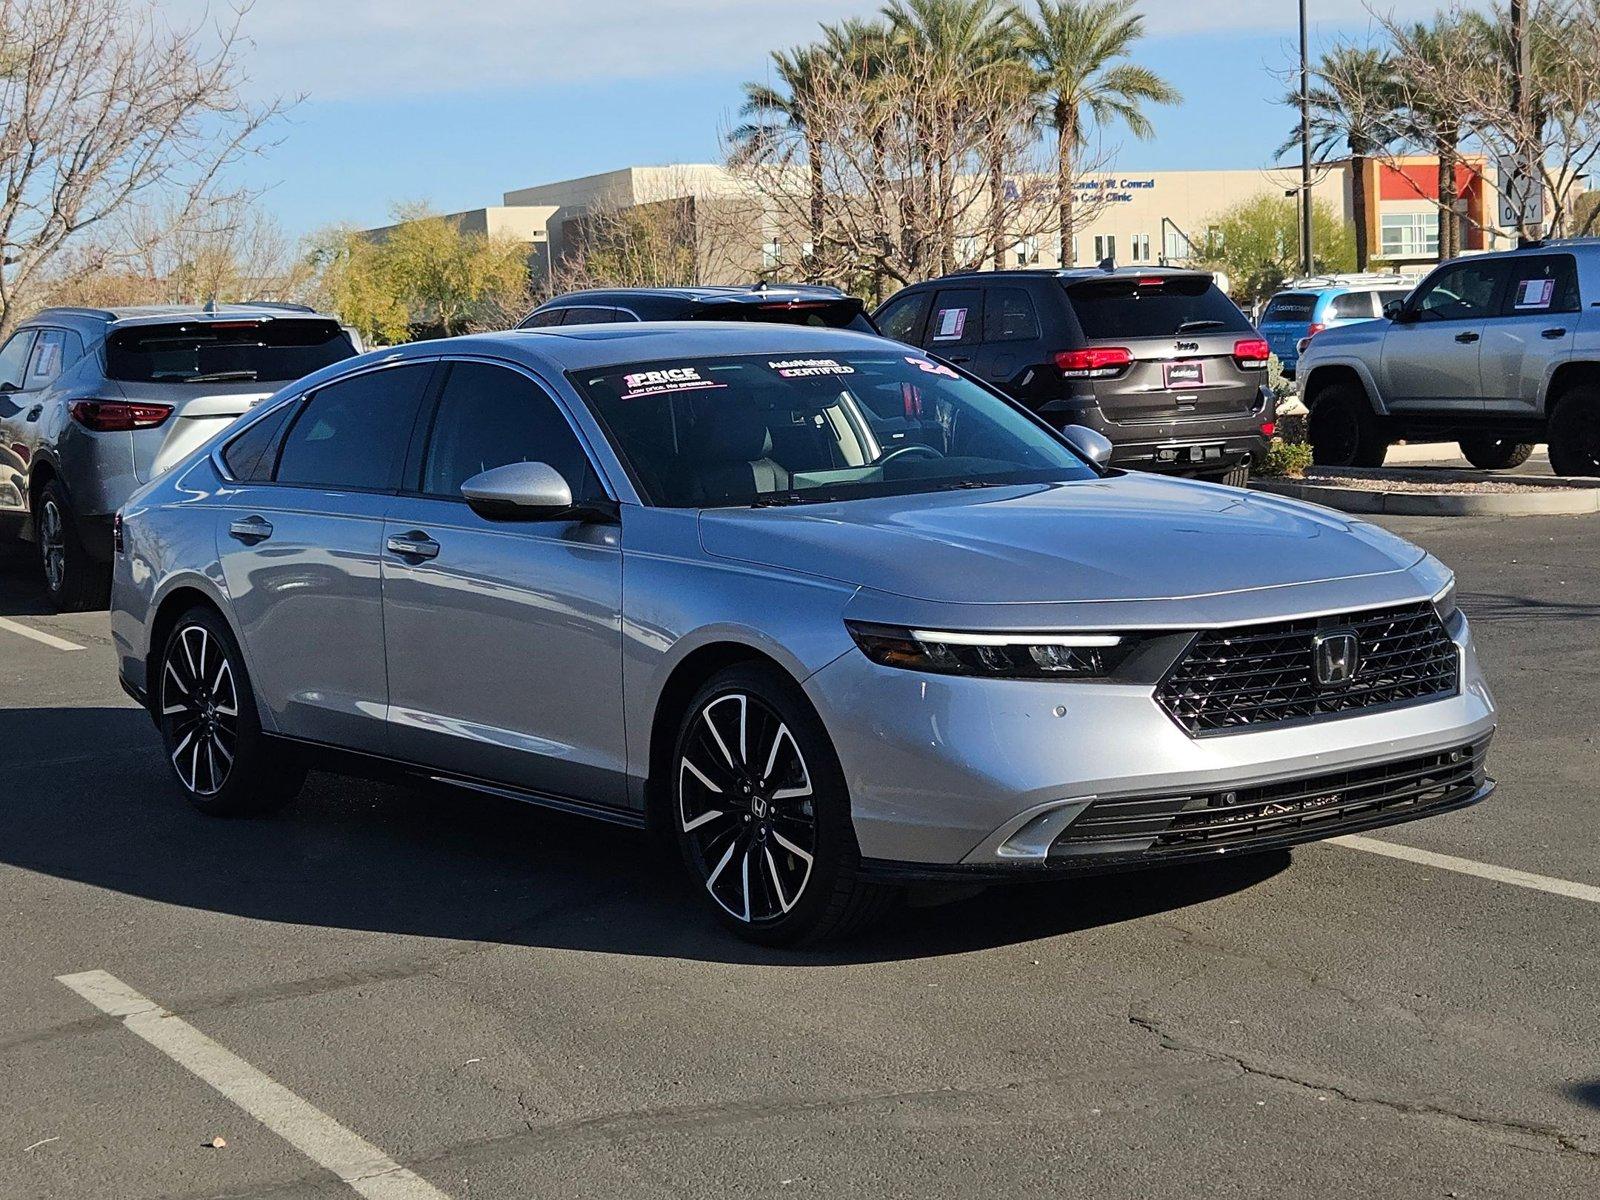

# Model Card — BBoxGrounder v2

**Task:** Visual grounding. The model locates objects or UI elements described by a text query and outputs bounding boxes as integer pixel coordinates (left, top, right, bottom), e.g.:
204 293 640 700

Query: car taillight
68 400 173 432
1305 322 1326 339
1055 347 1133 378
1232 338 1271 370
1260 421 1277 437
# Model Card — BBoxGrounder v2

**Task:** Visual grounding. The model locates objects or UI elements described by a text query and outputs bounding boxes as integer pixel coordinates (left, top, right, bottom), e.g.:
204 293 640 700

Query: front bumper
805 613 1496 873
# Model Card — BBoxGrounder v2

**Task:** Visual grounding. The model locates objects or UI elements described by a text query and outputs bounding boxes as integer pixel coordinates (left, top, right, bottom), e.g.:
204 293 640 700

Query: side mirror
1384 300 1410 322
1061 424 1114 468
460 461 576 521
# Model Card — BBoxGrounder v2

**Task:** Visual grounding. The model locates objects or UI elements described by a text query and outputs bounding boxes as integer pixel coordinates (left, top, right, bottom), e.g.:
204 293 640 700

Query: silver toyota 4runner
0 304 358 610
1299 242 1600 476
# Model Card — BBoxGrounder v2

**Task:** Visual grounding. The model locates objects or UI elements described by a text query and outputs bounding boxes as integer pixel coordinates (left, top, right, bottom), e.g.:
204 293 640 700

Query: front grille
1157 602 1460 735
1052 738 1489 857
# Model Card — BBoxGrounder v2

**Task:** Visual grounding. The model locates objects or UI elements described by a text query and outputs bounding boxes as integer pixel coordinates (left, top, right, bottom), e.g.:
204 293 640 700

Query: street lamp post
1298 0 1314 276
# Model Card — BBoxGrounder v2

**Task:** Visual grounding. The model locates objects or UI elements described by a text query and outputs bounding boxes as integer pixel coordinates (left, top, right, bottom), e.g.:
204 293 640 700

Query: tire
1459 437 1535 471
36 480 109 612
671 663 897 945
157 606 305 817
1198 462 1251 488
1308 384 1390 468
1548 386 1600 477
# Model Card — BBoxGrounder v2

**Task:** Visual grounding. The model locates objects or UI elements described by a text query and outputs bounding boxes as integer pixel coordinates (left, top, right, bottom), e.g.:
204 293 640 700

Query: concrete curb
1252 475 1600 516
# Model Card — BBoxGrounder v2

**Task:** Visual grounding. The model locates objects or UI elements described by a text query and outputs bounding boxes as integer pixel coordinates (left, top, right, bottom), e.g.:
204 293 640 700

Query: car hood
698 474 1425 605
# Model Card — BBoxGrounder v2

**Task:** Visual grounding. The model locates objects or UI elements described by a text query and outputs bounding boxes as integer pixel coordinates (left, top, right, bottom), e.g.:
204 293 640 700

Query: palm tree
732 46 829 281
882 0 1016 273
1282 47 1399 271
1018 0 1180 267
1396 17 1471 260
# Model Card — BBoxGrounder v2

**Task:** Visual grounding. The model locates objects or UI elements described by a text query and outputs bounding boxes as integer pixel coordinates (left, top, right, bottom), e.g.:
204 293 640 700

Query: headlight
1432 578 1458 623
846 622 1134 679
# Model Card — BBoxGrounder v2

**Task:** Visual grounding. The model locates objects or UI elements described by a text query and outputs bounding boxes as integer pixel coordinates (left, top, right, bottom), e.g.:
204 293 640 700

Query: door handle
228 516 273 542
1454 332 1480 344
1542 327 1568 339
385 531 440 560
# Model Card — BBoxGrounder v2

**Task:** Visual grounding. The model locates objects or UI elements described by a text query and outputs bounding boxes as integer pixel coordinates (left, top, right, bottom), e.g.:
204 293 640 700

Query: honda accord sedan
111 324 1497 943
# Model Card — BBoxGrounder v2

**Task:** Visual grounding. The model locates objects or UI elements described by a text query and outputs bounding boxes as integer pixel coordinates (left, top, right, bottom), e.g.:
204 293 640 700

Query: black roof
539 284 855 307
929 266 1215 285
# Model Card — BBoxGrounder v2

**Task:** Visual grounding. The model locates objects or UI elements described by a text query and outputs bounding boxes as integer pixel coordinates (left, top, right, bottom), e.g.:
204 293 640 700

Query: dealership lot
1 515 1597 1199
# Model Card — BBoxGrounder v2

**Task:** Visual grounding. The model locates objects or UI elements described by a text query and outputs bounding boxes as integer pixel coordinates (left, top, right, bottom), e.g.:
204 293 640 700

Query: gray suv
0 304 357 609
1299 243 1600 475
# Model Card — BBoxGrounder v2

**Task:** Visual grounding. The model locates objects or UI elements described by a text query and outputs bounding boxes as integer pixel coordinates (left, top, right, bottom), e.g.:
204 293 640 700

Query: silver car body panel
113 324 1496 869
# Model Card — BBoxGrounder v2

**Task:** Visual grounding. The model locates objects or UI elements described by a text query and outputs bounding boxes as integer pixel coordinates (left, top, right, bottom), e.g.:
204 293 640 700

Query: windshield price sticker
1513 278 1556 310
905 356 959 379
768 358 856 378
619 366 726 400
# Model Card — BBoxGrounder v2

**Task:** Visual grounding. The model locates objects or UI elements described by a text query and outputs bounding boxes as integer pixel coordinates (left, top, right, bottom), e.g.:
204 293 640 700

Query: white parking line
0 616 85 652
56 970 452 1200
1331 835 1600 905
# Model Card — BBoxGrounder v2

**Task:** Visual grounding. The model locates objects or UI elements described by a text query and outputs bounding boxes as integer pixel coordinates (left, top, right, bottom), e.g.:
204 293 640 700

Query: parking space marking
56 970 452 1200
0 616 85 652
1331 835 1600 905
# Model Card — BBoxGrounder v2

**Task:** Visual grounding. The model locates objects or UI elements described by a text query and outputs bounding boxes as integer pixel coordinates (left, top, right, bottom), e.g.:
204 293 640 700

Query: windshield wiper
934 479 999 491
750 493 810 508
1174 320 1226 333
183 370 260 383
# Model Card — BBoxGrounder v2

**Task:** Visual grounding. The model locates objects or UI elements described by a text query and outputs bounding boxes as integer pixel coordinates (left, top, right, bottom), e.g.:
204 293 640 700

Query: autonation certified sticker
768 358 856 378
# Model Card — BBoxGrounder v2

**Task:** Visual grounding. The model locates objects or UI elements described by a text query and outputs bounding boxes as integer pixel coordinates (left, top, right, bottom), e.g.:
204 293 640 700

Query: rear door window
105 319 355 385
924 288 983 348
274 363 433 491
25 329 80 387
1260 293 1317 323
559 307 617 325
1065 276 1251 340
1500 254 1580 315
984 288 1041 342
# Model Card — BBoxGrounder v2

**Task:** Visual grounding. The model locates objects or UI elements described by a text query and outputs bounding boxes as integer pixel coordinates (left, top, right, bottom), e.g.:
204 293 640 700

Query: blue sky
197 0 1439 236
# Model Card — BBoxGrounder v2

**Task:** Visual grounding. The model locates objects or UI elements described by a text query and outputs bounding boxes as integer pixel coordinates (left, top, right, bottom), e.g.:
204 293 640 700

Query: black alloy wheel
1309 385 1389 468
158 607 304 816
1459 437 1535 471
1549 387 1600 477
672 664 895 944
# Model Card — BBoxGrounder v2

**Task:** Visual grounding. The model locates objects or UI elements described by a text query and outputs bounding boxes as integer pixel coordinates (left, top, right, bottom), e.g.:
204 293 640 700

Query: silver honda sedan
110 324 1497 944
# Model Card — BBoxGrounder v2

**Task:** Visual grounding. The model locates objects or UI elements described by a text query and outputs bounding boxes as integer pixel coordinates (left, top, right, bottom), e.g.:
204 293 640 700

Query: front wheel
1308 385 1390 468
158 606 305 817
1548 387 1600 477
671 664 896 945
1459 436 1535 471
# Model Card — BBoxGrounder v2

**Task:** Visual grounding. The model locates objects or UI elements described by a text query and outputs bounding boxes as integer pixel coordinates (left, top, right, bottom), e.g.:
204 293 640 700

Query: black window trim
398 353 623 507
212 357 443 494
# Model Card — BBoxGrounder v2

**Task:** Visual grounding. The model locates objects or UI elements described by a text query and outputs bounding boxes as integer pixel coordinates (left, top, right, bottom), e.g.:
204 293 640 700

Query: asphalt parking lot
2 512 1597 1200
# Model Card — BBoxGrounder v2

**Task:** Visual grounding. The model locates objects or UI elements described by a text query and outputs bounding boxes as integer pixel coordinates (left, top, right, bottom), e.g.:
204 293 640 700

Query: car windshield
574 350 1099 508
105 319 355 384
1065 275 1253 339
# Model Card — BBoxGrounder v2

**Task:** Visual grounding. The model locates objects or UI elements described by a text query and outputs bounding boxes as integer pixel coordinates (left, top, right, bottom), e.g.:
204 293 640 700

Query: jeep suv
874 269 1275 485
0 304 358 609
1299 244 1600 475
519 284 877 331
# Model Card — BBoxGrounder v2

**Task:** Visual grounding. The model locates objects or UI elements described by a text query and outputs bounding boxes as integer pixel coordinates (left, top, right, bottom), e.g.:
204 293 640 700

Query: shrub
1256 438 1315 479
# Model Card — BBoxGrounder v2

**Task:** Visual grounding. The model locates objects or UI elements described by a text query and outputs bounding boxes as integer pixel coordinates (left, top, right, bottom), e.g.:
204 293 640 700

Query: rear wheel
158 606 305 817
1459 437 1535 470
37 480 109 612
1309 384 1390 468
1548 386 1600 477
672 663 896 945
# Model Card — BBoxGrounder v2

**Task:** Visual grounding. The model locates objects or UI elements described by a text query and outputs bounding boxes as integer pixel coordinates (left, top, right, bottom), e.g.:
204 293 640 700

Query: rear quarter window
1066 276 1252 340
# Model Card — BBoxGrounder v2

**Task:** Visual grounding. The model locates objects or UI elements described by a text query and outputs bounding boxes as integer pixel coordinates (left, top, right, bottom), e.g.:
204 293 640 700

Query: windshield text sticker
905 356 959 379
768 358 856 378
1513 277 1556 310
932 307 967 341
619 366 726 400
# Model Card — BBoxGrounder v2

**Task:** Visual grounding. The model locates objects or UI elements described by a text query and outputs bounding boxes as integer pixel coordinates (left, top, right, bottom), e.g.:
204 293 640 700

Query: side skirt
263 734 647 830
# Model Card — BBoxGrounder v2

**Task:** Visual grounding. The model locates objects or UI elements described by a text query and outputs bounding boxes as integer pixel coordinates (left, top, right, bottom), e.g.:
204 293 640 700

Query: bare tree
0 0 287 331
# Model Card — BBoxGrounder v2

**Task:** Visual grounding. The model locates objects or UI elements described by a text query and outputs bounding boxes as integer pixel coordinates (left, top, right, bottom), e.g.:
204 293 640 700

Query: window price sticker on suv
1164 360 1204 388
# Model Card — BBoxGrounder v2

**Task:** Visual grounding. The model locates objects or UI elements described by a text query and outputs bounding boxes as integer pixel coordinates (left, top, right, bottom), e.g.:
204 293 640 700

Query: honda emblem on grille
1312 630 1360 688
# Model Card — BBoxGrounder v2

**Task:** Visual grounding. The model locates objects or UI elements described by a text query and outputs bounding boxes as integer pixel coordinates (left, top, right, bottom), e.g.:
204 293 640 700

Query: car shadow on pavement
1 705 1289 966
